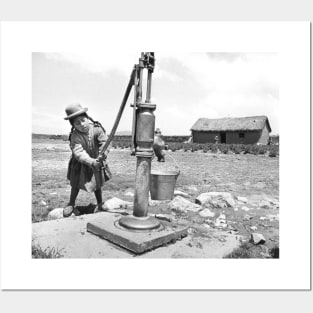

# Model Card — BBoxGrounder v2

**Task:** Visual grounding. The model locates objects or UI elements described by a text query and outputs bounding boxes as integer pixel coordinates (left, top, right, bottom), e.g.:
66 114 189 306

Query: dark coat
67 121 109 191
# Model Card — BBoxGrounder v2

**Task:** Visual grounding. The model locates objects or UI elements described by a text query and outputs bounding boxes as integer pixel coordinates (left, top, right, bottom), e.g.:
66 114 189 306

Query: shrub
268 145 279 157
244 145 253 154
224 242 252 258
234 147 242 154
182 143 192 152
32 243 63 258
269 246 279 258
269 150 277 157
219 144 229 154
211 145 218 153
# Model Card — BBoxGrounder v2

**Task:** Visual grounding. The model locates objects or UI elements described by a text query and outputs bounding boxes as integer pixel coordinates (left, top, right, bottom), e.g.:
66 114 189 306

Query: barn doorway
220 132 226 143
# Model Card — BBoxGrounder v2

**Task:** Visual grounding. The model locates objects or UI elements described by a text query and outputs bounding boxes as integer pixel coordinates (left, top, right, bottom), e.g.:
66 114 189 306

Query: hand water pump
98 52 160 230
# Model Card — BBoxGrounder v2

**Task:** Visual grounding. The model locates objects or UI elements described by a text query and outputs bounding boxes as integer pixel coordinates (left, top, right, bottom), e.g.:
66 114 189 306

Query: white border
0 22 310 290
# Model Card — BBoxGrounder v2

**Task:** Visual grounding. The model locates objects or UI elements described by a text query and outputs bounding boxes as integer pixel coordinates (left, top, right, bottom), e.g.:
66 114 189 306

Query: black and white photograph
0 21 310 291
32 51 279 259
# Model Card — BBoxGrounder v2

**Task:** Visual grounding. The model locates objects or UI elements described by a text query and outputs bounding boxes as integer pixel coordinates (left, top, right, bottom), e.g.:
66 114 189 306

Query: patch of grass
224 242 253 258
32 243 63 258
224 242 277 259
269 246 279 258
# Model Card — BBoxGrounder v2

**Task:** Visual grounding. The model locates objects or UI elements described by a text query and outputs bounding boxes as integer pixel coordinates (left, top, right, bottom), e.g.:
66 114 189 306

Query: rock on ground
237 196 248 203
214 213 227 228
48 208 65 220
154 214 173 222
241 206 250 211
258 199 272 210
169 196 202 213
251 233 266 245
105 197 132 210
174 190 189 197
196 192 236 208
199 208 215 218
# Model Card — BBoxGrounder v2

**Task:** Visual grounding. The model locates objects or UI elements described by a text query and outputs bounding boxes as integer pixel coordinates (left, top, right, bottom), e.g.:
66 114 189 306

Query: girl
63 103 111 217
153 128 167 162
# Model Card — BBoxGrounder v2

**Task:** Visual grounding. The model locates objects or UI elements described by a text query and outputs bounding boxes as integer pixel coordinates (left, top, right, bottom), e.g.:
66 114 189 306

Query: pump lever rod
97 67 136 160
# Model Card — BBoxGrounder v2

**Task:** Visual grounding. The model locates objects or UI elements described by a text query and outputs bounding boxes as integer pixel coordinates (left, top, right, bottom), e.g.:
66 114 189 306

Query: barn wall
226 131 263 144
258 124 270 144
192 131 219 143
192 130 266 144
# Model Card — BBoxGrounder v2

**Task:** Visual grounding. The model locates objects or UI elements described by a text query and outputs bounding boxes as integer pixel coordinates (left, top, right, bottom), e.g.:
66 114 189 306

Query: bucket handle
165 153 180 176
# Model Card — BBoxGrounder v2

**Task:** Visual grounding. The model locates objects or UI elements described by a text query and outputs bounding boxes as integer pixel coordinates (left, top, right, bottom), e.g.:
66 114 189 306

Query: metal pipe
146 71 152 103
99 68 135 155
130 65 139 154
133 156 151 217
137 54 144 103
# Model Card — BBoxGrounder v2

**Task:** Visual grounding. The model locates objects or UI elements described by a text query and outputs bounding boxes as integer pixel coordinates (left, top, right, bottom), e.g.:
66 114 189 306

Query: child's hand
91 159 102 169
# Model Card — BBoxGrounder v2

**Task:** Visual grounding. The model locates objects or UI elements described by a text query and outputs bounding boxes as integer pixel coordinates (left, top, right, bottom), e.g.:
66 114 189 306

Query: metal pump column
119 53 160 230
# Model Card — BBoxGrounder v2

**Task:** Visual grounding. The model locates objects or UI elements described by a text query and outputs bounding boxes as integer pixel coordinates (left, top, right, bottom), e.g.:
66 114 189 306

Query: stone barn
191 116 272 145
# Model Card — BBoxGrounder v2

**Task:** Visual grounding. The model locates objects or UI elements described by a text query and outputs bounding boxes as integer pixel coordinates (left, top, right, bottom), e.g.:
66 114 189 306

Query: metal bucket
150 155 180 200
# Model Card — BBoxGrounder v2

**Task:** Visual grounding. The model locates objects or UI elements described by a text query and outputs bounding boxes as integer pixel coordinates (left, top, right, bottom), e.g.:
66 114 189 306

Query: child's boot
63 205 74 217
94 202 108 213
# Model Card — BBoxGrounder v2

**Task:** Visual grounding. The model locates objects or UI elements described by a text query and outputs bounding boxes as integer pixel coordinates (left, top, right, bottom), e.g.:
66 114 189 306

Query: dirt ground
32 139 279 258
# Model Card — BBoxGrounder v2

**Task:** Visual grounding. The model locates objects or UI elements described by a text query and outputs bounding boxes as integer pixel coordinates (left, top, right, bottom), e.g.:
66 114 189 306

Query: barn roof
191 116 271 132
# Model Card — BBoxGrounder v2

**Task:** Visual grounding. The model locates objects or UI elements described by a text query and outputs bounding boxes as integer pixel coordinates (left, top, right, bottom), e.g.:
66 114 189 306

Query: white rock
251 233 266 245
209 198 228 209
47 208 64 220
258 200 272 210
105 197 132 210
218 214 226 220
169 196 202 213
234 207 239 212
205 218 214 225
241 206 250 211
41 200 47 206
250 226 258 231
124 191 134 197
215 220 227 228
196 192 236 208
174 190 189 197
265 198 279 206
155 214 172 222
237 196 248 203
266 214 279 221
214 214 227 228
199 208 215 218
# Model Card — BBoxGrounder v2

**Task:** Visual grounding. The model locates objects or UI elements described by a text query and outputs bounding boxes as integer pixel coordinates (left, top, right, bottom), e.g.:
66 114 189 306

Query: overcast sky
32 52 279 136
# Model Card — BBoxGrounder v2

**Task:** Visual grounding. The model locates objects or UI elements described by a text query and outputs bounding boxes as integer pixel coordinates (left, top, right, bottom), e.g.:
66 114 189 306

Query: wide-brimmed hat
64 103 88 120
155 128 162 134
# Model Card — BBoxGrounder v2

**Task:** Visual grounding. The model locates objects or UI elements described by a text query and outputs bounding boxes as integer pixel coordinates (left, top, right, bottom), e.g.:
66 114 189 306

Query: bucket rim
150 170 179 176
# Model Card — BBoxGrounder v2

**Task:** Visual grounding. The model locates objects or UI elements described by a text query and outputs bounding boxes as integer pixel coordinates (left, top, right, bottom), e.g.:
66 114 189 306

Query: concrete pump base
87 214 188 254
